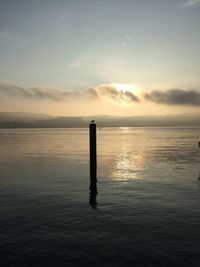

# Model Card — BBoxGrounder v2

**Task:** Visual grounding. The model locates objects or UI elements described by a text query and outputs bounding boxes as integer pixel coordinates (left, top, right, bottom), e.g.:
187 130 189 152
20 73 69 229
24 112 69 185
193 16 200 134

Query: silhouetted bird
90 120 95 124
198 175 200 182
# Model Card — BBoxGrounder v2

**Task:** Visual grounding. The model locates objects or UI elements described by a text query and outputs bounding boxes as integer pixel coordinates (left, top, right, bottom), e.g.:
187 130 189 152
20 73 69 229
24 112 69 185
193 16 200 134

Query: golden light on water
109 128 146 181
112 151 145 181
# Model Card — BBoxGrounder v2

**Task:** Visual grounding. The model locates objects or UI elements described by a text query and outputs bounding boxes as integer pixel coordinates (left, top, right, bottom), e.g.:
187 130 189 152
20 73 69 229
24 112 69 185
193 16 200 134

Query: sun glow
114 83 139 95
109 83 141 107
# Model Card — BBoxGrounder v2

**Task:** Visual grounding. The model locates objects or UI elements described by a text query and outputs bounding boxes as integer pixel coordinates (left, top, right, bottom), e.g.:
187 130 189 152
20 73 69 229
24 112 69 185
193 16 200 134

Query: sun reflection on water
98 128 148 181
112 152 145 180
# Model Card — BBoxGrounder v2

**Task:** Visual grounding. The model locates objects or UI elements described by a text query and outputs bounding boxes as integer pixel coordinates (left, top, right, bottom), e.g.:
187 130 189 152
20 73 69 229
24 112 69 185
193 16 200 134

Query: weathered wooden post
89 121 97 184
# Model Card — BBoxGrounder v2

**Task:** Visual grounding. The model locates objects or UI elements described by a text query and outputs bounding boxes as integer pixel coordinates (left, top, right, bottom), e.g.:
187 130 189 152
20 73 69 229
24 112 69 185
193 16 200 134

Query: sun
114 83 139 95
109 83 141 107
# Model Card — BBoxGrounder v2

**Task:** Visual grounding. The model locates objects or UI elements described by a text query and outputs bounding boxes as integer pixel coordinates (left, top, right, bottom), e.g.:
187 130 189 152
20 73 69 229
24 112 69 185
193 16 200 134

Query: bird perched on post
90 120 95 124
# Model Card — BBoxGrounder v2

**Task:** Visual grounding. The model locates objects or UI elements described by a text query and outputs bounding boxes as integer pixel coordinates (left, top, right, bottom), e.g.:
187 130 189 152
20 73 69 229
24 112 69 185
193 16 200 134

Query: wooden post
89 122 97 184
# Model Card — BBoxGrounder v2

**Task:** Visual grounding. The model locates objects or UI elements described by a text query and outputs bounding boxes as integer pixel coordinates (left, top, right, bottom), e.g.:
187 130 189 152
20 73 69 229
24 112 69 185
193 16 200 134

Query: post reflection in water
89 181 98 208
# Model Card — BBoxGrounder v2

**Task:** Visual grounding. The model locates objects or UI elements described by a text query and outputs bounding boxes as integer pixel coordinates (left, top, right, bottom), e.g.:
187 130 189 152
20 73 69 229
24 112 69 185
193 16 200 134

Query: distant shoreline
1 125 200 129
1 112 200 128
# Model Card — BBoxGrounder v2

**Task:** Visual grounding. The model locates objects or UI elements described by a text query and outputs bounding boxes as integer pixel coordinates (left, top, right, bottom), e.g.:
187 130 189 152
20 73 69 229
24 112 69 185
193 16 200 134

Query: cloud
90 84 140 103
144 89 200 106
1 80 200 109
0 81 139 104
0 81 72 101
69 61 82 68
121 34 132 46
181 0 200 7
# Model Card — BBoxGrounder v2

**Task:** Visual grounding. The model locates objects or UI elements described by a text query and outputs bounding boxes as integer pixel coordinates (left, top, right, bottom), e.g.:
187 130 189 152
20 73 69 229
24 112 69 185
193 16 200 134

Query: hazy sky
0 0 200 115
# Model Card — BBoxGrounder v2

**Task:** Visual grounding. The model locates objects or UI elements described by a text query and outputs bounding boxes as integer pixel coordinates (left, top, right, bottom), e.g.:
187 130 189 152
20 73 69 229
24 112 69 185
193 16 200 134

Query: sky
0 0 200 116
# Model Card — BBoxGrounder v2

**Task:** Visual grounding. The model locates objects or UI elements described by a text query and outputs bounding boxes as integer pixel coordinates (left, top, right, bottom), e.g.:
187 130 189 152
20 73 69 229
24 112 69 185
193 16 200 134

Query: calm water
0 127 200 266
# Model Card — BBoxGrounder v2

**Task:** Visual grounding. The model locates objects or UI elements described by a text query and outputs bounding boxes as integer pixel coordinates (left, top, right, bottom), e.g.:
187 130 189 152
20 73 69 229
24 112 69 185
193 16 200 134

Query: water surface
0 128 200 266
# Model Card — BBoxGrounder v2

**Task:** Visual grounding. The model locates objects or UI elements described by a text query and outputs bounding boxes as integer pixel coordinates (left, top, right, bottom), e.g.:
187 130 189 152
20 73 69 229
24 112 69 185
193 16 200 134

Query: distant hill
0 112 54 123
0 112 200 128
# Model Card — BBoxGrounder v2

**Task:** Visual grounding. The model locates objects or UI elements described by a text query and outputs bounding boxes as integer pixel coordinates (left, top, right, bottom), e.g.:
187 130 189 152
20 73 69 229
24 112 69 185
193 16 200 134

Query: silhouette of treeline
1 112 200 128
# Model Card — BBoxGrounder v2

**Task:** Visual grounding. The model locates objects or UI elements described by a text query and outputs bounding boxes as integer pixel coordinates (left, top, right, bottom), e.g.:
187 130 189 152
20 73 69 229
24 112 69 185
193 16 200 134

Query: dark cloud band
0 81 140 103
88 85 140 102
1 81 200 106
144 89 200 106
